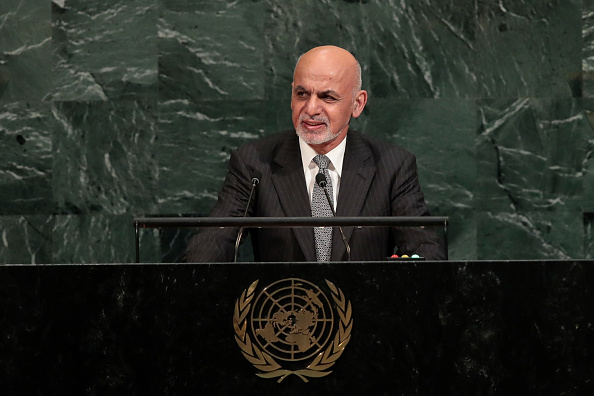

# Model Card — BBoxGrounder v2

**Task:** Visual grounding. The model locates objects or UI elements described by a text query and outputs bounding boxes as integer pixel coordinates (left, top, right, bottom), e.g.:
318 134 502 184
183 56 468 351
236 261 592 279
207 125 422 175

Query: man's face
291 62 357 150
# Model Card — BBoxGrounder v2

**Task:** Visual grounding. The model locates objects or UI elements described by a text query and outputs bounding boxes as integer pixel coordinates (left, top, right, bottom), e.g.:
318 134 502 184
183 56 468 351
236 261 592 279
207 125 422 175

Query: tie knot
313 154 330 171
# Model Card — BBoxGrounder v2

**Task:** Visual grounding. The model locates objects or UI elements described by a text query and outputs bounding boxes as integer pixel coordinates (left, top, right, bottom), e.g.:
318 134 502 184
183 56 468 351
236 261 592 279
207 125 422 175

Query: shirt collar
298 134 347 176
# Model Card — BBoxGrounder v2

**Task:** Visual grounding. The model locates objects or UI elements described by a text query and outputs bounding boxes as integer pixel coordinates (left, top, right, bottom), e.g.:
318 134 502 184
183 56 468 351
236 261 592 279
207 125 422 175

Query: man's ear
352 90 368 118
290 82 294 110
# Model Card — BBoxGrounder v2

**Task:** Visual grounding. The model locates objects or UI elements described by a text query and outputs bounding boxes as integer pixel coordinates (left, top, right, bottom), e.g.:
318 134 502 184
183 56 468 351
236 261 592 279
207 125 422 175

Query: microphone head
315 172 327 188
251 170 262 186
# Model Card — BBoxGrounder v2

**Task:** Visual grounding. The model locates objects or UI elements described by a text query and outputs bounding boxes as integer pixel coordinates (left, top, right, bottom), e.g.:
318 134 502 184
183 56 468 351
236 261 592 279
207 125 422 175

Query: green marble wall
1 0 593 263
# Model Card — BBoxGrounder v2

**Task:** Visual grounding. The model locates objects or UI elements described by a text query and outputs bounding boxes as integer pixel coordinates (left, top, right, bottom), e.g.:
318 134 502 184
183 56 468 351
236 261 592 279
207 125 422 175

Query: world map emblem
233 278 353 382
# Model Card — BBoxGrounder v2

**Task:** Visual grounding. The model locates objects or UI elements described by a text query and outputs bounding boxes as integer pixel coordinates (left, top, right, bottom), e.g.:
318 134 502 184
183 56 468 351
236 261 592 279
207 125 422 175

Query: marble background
1 0 594 263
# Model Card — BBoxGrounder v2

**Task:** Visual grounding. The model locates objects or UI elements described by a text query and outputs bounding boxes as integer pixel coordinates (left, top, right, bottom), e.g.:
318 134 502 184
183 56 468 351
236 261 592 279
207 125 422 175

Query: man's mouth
301 120 327 131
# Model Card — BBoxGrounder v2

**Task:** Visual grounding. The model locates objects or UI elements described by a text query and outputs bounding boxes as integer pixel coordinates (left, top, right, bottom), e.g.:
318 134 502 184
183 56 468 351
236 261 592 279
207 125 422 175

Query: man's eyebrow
293 86 341 98
318 90 340 97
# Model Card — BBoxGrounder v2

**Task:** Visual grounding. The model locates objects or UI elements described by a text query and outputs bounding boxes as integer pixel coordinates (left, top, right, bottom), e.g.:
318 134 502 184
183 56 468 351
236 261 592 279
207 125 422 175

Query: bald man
185 46 444 262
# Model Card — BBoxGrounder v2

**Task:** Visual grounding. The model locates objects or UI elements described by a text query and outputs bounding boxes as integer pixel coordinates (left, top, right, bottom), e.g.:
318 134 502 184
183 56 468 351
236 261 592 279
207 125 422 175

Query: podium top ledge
134 216 449 228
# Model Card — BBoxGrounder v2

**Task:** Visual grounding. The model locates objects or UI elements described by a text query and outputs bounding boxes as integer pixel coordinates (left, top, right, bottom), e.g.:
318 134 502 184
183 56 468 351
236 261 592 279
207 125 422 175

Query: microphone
234 175 260 262
315 173 351 261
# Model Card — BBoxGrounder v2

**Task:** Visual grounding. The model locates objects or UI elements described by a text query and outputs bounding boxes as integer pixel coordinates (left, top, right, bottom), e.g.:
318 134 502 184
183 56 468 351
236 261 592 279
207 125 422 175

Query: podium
1 260 593 394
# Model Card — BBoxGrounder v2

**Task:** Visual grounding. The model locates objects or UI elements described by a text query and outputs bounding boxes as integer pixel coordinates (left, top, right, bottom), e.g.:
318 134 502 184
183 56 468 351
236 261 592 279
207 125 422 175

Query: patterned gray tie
311 154 334 262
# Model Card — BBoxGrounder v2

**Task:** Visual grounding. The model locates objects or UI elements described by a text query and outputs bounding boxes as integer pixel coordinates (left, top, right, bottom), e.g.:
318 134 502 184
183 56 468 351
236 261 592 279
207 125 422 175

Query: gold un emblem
233 278 353 382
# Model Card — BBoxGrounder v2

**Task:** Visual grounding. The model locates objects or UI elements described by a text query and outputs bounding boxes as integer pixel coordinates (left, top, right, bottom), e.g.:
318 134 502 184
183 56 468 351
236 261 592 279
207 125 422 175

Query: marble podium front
1 261 593 395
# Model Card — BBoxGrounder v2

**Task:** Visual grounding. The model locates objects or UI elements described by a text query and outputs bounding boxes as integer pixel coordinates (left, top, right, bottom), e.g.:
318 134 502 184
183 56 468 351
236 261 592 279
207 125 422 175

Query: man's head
291 46 367 154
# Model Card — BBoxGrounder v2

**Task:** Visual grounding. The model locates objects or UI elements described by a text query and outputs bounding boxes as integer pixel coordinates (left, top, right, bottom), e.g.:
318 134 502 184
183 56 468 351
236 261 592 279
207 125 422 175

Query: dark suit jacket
185 129 444 262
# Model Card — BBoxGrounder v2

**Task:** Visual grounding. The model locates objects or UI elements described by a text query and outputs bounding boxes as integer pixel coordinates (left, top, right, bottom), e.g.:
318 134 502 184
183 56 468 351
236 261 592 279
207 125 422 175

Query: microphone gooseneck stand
233 177 259 262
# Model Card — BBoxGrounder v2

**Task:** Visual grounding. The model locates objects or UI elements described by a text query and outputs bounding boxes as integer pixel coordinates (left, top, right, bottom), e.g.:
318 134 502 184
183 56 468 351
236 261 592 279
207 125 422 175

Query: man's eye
296 91 308 98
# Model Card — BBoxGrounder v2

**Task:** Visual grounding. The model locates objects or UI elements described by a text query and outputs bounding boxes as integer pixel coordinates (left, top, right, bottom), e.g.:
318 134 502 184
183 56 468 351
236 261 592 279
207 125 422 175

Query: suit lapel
331 130 376 261
271 133 317 261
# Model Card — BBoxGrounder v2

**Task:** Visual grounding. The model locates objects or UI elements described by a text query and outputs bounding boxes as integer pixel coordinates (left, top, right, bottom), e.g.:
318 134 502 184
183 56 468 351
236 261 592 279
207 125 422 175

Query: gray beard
295 124 339 145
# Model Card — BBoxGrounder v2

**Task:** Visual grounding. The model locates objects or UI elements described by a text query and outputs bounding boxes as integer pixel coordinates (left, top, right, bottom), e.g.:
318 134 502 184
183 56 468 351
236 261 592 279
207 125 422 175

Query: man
185 45 444 262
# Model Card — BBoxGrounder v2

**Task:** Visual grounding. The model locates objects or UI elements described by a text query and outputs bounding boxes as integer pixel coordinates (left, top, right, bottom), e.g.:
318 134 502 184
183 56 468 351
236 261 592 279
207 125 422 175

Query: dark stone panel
367 98 478 210
580 97 594 130
577 98 594 212
135 223 255 263
475 0 581 98
585 212 594 259
476 98 592 213
438 208 476 261
0 216 52 264
0 0 53 102
0 68 8 98
152 225 193 263
158 2 266 102
1 261 593 394
52 100 158 215
0 102 54 215
134 224 164 263
52 214 146 264
156 100 269 215
47 0 158 101
262 97 300 135
367 0 477 98
263 0 369 100
477 210 583 260
581 0 594 97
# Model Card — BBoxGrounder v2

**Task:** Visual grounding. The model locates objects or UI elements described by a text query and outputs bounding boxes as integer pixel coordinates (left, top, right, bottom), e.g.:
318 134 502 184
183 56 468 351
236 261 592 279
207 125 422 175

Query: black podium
1 260 593 395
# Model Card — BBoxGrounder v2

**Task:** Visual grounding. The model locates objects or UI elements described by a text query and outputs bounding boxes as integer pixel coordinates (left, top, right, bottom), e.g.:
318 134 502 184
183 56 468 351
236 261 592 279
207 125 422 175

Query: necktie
311 154 334 262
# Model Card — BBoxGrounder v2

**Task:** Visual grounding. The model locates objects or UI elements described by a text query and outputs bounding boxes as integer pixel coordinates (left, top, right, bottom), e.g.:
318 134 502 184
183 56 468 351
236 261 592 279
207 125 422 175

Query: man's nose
304 96 322 116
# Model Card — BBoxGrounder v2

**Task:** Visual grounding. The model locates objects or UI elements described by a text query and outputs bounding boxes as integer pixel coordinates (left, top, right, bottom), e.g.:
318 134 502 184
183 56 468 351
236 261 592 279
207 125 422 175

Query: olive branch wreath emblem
233 279 353 383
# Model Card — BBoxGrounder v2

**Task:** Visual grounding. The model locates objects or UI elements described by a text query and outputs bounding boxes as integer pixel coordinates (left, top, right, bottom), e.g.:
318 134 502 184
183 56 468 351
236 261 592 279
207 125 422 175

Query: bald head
290 45 368 154
294 46 362 95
